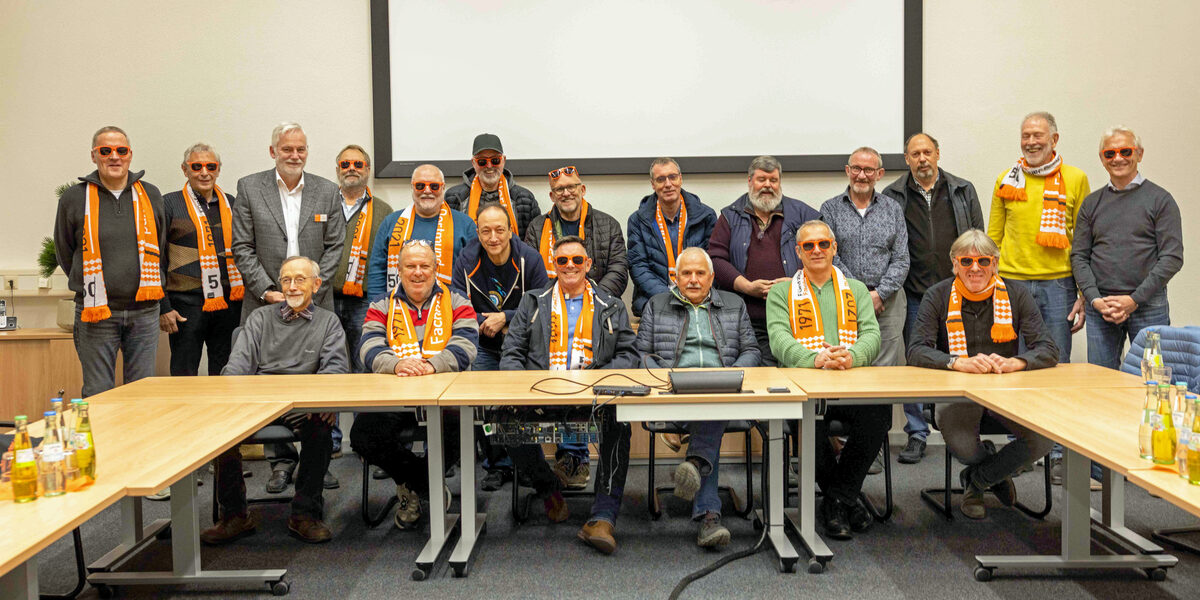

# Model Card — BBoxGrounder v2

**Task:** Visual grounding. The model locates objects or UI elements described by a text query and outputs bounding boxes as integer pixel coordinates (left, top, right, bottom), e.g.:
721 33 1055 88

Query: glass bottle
1152 382 1177 465
73 402 96 480
1140 380 1157 460
1141 330 1163 381
38 410 66 497
1180 387 1195 478
1188 395 1200 485
10 416 38 503
52 398 79 485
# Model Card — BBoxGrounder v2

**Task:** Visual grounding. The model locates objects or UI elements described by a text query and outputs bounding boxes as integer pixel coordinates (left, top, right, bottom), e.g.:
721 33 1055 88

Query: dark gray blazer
232 168 344 320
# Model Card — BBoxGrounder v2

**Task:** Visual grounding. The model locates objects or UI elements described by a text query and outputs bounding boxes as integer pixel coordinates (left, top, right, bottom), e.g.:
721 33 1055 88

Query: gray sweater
1071 179 1184 305
222 303 349 375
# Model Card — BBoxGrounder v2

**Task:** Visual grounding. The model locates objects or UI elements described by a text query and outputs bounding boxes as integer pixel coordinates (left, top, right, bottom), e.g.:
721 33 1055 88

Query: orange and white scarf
182 184 243 311
996 153 1070 248
387 281 452 360
655 200 688 278
467 176 519 234
341 187 374 296
386 203 455 291
81 182 163 322
538 199 589 278
788 266 857 351
548 280 595 370
946 275 1016 356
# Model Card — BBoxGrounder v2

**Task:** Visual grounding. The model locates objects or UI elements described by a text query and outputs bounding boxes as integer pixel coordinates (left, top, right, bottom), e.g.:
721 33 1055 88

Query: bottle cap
71 399 83 404
1177 381 1188 386
15 415 26 420
1148 380 1159 385
80 401 89 406
1188 394 1197 399
44 411 55 417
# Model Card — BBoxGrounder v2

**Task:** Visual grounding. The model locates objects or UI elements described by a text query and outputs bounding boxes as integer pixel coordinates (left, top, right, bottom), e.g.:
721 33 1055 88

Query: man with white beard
708 155 821 364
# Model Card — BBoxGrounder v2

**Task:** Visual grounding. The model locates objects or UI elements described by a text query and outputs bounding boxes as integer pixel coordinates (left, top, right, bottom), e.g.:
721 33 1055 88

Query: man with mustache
444 133 540 237
708 155 821 365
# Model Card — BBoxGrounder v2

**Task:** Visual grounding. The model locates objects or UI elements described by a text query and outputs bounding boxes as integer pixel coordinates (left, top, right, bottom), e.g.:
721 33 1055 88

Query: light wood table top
1125 467 1200 519
967 387 1152 475
108 373 457 409
787 363 1143 399
0 328 73 341
438 367 805 406
0 482 125 577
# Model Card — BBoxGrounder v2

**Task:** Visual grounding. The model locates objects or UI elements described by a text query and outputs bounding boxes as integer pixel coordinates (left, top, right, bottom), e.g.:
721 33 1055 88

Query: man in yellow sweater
988 111 1090 484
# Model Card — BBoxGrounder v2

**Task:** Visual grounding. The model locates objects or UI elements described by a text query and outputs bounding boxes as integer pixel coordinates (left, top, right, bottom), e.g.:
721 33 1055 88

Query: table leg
448 405 487 578
756 418 800 573
1095 469 1163 554
414 407 459 580
784 401 833 573
0 559 37 600
975 448 1176 580
88 496 170 573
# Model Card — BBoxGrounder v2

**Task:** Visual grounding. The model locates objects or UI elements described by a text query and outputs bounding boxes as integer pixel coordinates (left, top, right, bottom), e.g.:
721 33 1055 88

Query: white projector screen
371 0 921 176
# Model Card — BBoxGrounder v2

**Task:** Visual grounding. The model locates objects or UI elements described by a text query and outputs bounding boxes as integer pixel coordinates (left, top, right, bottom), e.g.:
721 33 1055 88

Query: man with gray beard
709 155 821 364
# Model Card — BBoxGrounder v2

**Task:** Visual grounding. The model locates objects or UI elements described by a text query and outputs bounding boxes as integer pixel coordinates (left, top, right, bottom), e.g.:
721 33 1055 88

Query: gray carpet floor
29 445 1200 599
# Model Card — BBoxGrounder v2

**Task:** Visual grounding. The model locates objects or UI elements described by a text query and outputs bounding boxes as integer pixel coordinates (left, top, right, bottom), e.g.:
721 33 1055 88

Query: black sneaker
847 498 873 532
820 496 852 540
481 468 512 492
897 437 926 464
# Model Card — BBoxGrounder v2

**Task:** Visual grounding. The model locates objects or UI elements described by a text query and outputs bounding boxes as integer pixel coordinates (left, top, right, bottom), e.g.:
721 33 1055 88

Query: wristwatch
947 356 957 370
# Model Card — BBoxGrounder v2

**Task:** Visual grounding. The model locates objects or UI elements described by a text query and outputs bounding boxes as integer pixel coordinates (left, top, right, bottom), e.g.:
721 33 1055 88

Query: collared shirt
275 170 305 257
742 201 782 232
340 189 367 221
917 174 939 207
564 293 585 368
819 189 909 299
279 302 313 322
1107 172 1145 192
658 200 683 248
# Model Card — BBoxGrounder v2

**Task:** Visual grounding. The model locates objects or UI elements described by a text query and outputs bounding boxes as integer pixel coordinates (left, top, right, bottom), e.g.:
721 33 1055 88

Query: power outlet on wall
2 277 15 291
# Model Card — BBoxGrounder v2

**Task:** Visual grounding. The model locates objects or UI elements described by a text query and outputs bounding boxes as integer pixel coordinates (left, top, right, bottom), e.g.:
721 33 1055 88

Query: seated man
636 247 759 548
203 256 349 545
500 235 639 554
352 240 478 529
907 229 1058 519
766 220 884 540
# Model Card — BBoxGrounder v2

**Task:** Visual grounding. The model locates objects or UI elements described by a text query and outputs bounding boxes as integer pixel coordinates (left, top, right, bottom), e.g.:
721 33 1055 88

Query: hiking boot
578 520 617 555
696 512 730 548
673 457 703 501
959 467 986 520
394 483 422 530
898 437 926 464
200 513 256 545
287 515 332 543
820 496 852 540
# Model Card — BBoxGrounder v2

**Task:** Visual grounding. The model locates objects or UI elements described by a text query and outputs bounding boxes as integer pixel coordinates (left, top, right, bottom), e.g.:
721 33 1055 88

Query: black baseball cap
472 133 504 156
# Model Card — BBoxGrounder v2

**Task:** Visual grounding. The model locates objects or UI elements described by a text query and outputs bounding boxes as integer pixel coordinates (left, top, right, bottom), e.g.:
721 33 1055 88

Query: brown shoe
661 433 684 453
287 515 332 544
544 491 569 523
577 520 616 555
200 513 256 545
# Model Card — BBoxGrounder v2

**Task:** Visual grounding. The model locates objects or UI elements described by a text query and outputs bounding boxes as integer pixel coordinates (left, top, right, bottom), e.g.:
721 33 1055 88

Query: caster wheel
779 557 797 573
97 584 116 599
807 559 825 574
973 566 993 582
411 567 428 581
270 580 290 596
1146 568 1167 582
451 564 466 578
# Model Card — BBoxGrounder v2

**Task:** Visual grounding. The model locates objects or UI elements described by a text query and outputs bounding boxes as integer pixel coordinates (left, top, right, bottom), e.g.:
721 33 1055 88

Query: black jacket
524 205 629 298
636 288 760 368
451 237 550 353
499 282 639 370
444 168 541 238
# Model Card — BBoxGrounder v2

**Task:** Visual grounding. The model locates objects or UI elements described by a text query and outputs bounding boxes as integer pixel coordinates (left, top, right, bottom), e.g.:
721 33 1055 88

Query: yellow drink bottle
1139 381 1157 460
38 410 67 497
73 402 96 480
1152 383 1176 465
1187 395 1200 485
10 416 38 503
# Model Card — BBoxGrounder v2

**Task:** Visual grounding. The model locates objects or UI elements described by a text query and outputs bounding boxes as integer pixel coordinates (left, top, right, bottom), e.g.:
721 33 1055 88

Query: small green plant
38 182 76 278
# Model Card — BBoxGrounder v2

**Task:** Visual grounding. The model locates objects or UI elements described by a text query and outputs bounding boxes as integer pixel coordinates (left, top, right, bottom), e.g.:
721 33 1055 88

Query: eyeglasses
548 166 578 179
551 183 582 195
188 162 219 172
278 276 309 287
846 165 878 176
339 160 366 169
555 255 587 266
956 255 995 268
412 181 443 191
799 239 834 253
653 173 681 185
403 239 433 248
1101 147 1137 160
94 145 130 157
475 157 503 167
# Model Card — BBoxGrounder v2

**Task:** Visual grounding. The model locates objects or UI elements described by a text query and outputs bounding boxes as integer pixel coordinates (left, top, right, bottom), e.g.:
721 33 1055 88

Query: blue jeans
1085 291 1170 370
73 304 159 397
333 293 369 373
901 293 930 441
685 421 726 518
588 409 631 525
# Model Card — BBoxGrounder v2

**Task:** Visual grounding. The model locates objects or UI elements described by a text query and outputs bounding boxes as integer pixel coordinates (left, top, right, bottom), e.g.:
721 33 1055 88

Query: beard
337 171 365 189
749 187 781 213
478 168 502 188
285 295 306 309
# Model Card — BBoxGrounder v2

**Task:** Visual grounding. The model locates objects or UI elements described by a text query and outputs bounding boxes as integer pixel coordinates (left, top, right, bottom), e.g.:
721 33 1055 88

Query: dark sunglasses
475 157 503 167
799 239 833 253
1100 147 1136 160
188 162 219 172
94 145 130 157
555 255 586 266
548 166 578 179
412 181 443 191
956 256 995 268
339 160 366 169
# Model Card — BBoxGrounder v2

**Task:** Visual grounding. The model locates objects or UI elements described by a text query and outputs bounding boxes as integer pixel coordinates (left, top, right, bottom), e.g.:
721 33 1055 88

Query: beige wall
2 0 1198 368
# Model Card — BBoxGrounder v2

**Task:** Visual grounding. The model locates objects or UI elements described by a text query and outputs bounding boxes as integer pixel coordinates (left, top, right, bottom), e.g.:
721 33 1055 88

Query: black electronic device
668 370 745 394
592 384 651 397
483 406 600 445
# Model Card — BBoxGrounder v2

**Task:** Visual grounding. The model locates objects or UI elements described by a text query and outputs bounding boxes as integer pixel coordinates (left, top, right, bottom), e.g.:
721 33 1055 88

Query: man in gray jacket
636 247 759 548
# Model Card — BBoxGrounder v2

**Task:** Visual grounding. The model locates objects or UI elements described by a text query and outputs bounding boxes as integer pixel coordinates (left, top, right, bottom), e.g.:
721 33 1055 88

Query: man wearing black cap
445 133 541 238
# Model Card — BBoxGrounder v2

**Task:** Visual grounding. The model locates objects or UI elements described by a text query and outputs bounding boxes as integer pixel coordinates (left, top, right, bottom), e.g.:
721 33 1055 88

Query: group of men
54 111 1183 549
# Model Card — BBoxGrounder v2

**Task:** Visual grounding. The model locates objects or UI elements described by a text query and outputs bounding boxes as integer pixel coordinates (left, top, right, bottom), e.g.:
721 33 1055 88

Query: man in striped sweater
350 240 478 529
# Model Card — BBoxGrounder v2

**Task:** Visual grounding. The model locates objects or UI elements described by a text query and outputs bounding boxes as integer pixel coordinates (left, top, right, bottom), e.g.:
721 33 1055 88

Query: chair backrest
1120 325 1200 392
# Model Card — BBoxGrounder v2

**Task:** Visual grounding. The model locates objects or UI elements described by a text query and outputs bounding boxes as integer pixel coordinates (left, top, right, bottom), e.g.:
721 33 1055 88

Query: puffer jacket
626 190 717 315
524 205 628 298
499 281 639 370
444 167 541 238
636 288 760 368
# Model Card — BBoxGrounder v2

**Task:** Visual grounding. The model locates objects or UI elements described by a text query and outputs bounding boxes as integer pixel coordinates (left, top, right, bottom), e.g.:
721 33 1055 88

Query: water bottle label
1191 438 1200 451
1174 412 1186 428
15 448 34 465
42 442 64 462
73 433 90 450
1151 413 1165 430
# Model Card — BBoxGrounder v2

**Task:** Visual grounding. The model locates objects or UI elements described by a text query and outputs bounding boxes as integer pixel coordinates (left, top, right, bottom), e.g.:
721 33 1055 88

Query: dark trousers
214 413 332 520
816 404 891 505
166 298 241 376
350 410 460 495
333 293 369 373
752 320 776 367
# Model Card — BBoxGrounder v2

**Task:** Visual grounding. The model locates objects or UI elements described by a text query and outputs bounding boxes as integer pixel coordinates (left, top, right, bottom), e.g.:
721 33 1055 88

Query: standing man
709 155 821 365
882 132 983 464
1071 127 1184 369
820 147 908 470
232 122 345 493
366 165 476 301
444 133 541 237
626 157 717 317
988 112 1090 482
55 126 168 397
766 221 883 540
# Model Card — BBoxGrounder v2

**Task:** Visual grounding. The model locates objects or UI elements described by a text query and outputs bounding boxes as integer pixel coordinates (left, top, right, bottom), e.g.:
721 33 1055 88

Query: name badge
314 214 328 223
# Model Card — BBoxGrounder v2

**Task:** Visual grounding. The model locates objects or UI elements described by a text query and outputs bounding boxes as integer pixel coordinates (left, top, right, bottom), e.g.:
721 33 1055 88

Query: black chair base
783 421 894 523
1152 526 1200 555
511 459 596 524
645 421 755 520
361 457 399 528
212 426 296 523
919 450 1052 521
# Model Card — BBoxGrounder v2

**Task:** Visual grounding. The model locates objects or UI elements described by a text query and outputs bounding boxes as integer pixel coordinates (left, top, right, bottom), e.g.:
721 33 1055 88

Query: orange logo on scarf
946 275 1016 356
538 199 589 278
548 280 595 370
81 182 163 322
181 183 244 311
341 187 374 296
386 203 455 293
787 267 857 351
387 282 452 360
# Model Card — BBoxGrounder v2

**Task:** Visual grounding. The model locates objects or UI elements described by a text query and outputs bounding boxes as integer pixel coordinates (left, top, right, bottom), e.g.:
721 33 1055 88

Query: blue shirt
565 293 584 366
364 206 478 301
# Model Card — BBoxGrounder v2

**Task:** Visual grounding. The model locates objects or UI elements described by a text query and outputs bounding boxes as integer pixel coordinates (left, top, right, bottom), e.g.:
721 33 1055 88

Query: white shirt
275 170 305 257
1107 172 1145 192
340 189 367 221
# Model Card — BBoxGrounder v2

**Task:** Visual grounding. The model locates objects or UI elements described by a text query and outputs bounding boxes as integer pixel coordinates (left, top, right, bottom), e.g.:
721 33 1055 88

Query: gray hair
337 144 371 166
181 142 221 164
795 220 834 242
949 229 1000 259
1023 111 1058 134
676 247 713 272
271 121 305 147
747 155 781 177
649 157 680 178
91 125 128 147
904 132 939 152
1100 126 1142 150
411 164 445 180
280 255 320 278
848 146 882 168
